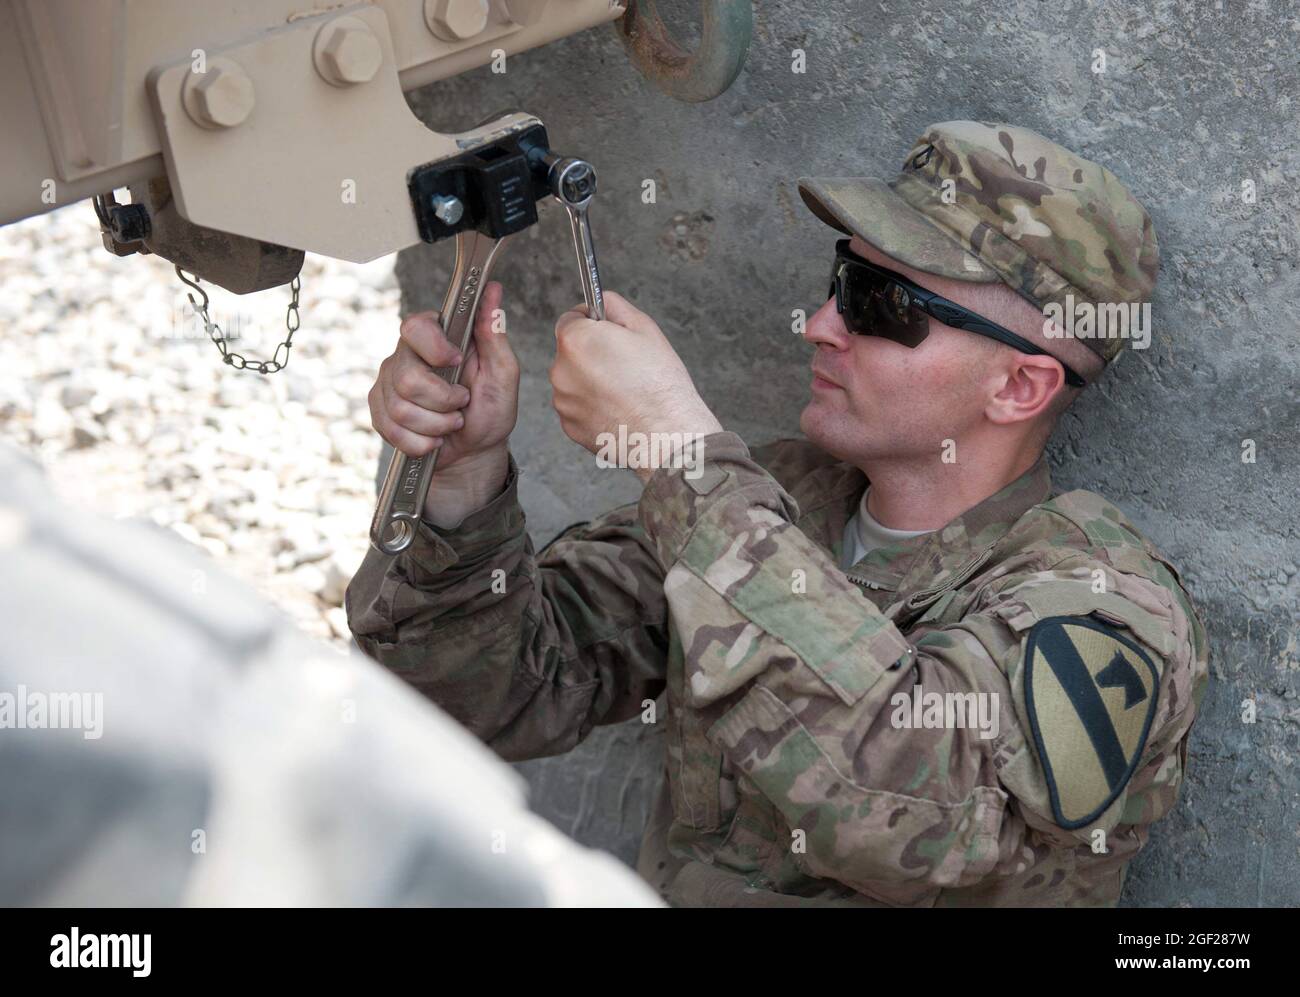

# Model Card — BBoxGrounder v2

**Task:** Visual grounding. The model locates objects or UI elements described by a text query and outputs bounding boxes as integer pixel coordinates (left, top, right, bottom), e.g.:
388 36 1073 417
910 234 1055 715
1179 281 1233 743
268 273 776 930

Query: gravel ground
0 205 400 650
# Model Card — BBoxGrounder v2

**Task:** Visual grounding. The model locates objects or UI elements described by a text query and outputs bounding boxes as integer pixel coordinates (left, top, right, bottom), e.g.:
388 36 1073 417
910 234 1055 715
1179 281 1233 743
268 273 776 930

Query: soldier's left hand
550 291 722 479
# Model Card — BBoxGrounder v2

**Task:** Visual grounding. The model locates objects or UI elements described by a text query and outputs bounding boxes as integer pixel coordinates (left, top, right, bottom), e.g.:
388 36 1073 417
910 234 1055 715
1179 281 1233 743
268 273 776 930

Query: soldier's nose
804 301 853 349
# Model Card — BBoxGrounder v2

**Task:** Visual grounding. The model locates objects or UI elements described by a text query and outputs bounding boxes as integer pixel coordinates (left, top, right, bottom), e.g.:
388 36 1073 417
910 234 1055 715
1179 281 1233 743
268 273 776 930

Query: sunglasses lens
884 283 911 322
833 258 929 348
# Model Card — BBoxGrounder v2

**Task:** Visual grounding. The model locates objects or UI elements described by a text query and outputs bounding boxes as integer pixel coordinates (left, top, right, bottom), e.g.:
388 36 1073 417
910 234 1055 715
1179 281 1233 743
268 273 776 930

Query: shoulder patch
1023 615 1161 829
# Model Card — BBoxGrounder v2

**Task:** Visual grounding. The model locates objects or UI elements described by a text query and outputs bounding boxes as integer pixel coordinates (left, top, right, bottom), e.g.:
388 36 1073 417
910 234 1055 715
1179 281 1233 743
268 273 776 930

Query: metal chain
175 266 301 374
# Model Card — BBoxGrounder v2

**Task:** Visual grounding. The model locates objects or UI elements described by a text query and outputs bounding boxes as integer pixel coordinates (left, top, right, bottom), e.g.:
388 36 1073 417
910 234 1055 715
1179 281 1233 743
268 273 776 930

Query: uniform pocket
667 708 728 831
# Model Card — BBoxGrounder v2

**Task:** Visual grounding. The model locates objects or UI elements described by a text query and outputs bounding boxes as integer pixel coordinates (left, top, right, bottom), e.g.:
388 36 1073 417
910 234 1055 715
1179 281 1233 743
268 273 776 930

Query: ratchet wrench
527 151 605 321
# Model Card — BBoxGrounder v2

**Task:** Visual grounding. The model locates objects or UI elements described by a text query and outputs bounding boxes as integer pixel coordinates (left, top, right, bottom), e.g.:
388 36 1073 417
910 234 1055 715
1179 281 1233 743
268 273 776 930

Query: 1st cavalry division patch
1023 615 1161 829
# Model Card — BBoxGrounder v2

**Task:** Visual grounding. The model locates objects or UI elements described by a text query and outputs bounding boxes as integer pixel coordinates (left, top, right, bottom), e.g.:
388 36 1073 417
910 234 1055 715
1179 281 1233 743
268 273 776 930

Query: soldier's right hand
369 280 519 478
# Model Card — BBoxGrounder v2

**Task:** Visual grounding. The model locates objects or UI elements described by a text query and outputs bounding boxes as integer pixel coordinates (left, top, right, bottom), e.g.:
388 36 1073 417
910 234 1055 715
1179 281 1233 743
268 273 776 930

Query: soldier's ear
985 353 1063 427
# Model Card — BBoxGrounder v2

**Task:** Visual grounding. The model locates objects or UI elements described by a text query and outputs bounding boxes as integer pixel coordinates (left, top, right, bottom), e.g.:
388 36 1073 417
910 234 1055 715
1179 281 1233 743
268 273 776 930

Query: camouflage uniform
346 123 1209 906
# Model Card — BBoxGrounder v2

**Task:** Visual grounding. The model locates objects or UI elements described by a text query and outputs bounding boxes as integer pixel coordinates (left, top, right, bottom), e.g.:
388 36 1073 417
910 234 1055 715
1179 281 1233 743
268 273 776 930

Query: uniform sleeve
345 455 669 762
638 431 1197 895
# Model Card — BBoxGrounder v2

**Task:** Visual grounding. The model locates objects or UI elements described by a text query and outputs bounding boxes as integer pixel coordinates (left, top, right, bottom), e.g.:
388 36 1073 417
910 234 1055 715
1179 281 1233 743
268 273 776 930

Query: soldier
347 121 1210 907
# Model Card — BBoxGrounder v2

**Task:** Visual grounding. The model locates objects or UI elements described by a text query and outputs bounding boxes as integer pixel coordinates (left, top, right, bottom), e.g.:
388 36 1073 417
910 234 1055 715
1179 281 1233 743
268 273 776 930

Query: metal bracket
146 5 543 262
407 122 552 243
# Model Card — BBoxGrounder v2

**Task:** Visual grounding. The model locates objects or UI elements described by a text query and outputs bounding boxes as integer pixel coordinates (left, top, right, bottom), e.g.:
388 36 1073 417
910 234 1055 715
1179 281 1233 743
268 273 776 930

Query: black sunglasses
828 240 1086 388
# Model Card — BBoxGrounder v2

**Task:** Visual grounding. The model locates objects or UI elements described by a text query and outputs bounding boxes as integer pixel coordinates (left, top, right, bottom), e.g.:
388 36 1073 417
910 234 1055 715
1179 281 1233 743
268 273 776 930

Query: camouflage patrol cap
798 121 1159 364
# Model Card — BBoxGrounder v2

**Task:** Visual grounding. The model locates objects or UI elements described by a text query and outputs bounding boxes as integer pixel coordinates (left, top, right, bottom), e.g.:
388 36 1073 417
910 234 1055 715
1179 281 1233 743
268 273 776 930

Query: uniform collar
894 455 1054 597
794 454 1054 598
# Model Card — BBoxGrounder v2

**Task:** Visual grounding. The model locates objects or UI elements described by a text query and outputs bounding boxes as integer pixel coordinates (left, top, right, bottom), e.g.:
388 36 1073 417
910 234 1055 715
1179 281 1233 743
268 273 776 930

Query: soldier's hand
551 291 721 480
369 280 519 478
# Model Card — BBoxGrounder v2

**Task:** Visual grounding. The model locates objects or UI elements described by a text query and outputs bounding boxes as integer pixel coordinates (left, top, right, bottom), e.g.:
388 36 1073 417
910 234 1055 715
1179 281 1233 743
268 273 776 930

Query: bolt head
431 195 464 226
501 0 549 27
192 65 255 128
321 26 382 85
560 163 596 203
426 0 490 41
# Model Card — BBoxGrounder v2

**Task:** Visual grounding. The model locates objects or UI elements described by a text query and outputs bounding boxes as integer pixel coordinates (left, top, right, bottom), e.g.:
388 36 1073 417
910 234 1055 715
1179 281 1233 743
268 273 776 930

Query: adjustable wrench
370 228 512 555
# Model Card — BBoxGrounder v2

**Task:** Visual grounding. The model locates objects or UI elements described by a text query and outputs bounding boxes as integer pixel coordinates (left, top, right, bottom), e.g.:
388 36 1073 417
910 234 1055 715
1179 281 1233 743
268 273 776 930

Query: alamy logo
594 427 706 480
1042 294 1151 351
50 928 151 977
0 686 102 739
890 685 1000 740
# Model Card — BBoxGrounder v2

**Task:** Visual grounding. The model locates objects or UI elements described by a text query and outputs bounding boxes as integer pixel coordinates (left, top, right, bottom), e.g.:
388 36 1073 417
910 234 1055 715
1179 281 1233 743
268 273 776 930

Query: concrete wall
391 0 1300 905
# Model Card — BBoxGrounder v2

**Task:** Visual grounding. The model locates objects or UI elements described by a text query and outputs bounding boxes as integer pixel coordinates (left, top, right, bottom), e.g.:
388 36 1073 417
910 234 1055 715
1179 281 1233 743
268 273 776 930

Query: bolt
188 63 255 129
316 21 383 86
501 0 550 27
425 0 490 41
431 195 464 226
559 162 596 204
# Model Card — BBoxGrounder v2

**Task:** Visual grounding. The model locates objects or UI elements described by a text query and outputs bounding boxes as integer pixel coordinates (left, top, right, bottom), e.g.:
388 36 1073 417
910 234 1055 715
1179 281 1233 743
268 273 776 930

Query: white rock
289 563 328 596
200 536 229 559
225 531 260 554
104 421 132 446
169 521 202 547
71 419 104 449
240 468 280 504
326 606 352 642
149 504 182 527
309 389 350 420
60 383 96 409
189 511 231 539
32 399 72 444
279 485 320 512
279 521 330 566
321 546 366 606
282 373 313 403
148 432 182 457
87 391 120 418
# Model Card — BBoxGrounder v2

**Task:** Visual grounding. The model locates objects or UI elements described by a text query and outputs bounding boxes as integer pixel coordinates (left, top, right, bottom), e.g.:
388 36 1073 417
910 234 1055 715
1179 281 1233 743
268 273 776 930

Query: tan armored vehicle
3 0 750 275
